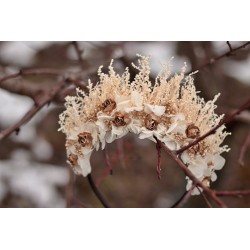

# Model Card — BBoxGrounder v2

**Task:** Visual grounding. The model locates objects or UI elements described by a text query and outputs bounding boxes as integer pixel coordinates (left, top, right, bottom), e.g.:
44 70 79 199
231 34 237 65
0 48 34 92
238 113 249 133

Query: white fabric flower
128 118 142 134
106 125 129 143
96 113 113 149
166 113 186 134
116 91 144 113
144 103 166 116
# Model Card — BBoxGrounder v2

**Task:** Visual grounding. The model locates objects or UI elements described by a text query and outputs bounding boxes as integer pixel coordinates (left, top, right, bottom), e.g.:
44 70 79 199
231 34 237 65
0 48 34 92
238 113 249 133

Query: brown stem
87 174 109 208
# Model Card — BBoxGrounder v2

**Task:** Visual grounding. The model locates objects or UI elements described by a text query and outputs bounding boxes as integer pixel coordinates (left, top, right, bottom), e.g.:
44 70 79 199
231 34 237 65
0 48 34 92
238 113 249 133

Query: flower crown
58 55 230 195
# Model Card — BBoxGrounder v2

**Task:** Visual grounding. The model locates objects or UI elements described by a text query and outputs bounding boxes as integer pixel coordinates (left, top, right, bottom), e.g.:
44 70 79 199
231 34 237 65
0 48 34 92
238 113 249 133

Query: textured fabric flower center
102 99 116 112
113 112 130 126
145 114 158 130
78 132 93 147
186 124 200 139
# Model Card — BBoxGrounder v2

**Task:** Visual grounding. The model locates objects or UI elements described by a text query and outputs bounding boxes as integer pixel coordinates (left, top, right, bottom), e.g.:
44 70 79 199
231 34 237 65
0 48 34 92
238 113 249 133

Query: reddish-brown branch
187 41 250 74
199 190 213 208
215 190 250 197
156 138 227 208
238 132 250 166
87 174 109 208
171 185 195 208
176 99 250 155
156 140 162 180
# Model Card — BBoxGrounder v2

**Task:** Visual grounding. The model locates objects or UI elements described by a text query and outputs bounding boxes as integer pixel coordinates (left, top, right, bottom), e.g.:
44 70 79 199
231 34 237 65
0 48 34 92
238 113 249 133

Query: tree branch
156 138 227 208
215 190 250 197
238 132 250 166
0 81 66 141
87 174 109 208
187 41 250 74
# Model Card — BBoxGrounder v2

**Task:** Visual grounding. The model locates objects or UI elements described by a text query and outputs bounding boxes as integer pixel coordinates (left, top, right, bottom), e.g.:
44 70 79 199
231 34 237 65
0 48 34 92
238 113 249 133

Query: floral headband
58 55 230 195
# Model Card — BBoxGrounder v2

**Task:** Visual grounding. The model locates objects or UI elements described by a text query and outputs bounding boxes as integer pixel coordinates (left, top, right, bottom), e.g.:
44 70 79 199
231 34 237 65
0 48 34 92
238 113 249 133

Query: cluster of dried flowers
58 55 230 195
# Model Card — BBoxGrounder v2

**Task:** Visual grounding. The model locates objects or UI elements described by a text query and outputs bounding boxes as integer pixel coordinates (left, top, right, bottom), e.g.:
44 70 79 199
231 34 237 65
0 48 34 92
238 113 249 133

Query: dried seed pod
113 112 130 126
145 114 159 130
68 153 78 166
78 132 93 147
185 124 200 139
102 99 116 113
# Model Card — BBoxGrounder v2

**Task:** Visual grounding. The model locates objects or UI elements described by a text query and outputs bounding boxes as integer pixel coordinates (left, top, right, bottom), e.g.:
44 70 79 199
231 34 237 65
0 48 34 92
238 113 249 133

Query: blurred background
0 41 249 208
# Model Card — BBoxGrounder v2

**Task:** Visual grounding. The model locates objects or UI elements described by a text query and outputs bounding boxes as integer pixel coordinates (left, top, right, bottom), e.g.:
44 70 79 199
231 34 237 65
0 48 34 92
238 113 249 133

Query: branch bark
156 138 227 208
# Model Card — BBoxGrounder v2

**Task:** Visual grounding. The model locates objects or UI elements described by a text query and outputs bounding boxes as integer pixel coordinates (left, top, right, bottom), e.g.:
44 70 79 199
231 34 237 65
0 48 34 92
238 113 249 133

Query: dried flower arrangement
58 55 230 195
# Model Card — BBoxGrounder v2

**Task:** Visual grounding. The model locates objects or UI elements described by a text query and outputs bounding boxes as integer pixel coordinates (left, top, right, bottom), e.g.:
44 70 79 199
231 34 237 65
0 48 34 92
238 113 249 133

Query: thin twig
198 187 213 208
187 41 250 74
87 174 109 208
226 41 233 53
156 140 162 180
171 185 195 208
238 132 250 166
176 99 250 155
72 41 84 64
65 77 89 93
66 169 74 208
0 82 65 141
215 190 250 197
0 68 62 85
156 138 227 208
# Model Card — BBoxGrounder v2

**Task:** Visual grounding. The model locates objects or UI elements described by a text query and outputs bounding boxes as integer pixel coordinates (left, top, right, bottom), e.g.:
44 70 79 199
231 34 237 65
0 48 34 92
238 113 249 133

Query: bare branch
171 186 195 208
156 138 227 208
238 132 250 166
0 68 62 85
215 190 250 197
87 174 109 208
0 81 65 141
156 140 162 179
198 188 213 208
226 41 233 53
188 41 250 74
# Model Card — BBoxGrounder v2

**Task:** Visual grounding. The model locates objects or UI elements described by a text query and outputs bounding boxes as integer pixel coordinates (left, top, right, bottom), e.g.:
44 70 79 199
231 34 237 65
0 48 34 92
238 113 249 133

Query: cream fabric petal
77 152 92 177
144 104 166 116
